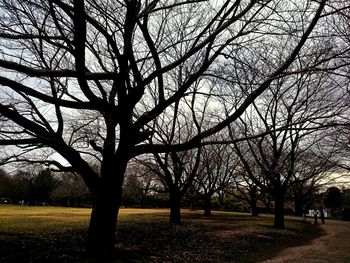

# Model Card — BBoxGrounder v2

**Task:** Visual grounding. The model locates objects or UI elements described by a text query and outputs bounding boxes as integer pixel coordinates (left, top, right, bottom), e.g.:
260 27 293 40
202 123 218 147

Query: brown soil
260 219 350 263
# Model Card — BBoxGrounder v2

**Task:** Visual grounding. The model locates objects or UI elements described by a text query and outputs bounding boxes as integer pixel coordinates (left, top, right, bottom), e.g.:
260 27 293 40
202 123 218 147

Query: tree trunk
274 197 285 228
203 196 212 217
86 190 121 260
140 195 146 209
294 198 304 217
251 199 259 217
169 191 182 224
85 155 127 260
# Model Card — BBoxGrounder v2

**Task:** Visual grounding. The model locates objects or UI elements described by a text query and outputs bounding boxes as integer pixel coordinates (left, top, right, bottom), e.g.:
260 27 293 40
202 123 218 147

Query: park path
260 219 350 263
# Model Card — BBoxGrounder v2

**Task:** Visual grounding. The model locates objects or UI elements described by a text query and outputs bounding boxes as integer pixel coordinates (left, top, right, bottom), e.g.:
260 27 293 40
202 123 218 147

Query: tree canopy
0 0 349 260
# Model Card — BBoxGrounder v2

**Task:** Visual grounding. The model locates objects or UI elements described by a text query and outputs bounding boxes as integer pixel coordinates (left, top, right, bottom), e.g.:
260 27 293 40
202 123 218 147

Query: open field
0 205 322 262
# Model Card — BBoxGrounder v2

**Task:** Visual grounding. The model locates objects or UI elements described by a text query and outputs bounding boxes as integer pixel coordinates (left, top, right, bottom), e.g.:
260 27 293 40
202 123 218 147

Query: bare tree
288 145 338 216
227 164 264 217
194 143 237 216
230 65 344 227
0 0 334 258
51 171 91 206
123 159 156 208
157 149 201 223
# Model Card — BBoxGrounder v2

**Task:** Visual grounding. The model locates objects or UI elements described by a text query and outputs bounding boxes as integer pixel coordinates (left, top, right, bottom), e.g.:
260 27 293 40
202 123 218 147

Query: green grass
0 205 322 262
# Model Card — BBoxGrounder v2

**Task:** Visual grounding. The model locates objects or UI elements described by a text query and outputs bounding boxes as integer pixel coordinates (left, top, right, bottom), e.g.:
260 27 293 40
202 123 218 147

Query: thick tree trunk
85 154 127 260
86 189 121 260
169 191 182 224
251 199 259 217
274 197 285 228
203 196 212 217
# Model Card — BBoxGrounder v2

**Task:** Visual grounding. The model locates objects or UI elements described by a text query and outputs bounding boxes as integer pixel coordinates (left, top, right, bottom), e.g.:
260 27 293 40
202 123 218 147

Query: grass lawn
0 205 322 262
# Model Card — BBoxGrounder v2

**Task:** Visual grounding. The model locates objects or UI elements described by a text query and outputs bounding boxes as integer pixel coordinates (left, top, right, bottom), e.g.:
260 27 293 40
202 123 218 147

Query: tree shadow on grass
0 215 323 263
0 229 86 263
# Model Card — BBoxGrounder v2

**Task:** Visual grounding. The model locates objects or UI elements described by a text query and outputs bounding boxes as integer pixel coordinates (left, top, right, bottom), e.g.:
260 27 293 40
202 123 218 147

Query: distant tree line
0 167 91 206
121 159 350 221
3 163 350 222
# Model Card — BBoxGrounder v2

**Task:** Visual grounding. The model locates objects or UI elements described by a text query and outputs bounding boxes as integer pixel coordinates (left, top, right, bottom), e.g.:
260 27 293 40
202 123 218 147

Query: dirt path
260 220 350 263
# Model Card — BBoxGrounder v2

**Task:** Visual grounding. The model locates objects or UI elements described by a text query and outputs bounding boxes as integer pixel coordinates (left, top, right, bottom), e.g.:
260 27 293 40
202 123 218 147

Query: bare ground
260 219 350 263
